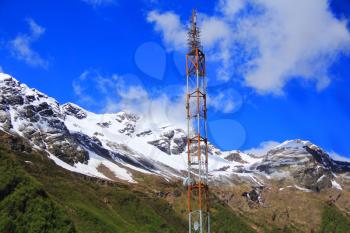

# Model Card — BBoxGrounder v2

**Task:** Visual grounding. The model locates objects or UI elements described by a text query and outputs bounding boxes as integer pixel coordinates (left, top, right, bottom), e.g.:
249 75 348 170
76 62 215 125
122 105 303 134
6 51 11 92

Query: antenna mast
185 9 210 233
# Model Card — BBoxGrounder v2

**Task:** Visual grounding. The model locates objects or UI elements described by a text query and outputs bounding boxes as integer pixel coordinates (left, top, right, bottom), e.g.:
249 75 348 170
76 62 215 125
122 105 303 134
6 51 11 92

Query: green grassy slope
0 146 187 233
211 204 256 233
320 205 350 233
0 132 256 233
0 149 76 233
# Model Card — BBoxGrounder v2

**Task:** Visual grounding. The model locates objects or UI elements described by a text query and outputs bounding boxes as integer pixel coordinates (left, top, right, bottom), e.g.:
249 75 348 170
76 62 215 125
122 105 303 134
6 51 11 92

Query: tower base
189 210 210 233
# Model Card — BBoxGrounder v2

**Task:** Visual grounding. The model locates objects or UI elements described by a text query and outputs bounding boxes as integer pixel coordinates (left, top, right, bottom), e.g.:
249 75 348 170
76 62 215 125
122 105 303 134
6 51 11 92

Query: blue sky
0 0 350 159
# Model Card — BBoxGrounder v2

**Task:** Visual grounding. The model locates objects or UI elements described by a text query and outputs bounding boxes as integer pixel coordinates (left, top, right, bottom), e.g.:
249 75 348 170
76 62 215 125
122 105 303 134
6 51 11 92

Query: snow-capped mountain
1 72 349 191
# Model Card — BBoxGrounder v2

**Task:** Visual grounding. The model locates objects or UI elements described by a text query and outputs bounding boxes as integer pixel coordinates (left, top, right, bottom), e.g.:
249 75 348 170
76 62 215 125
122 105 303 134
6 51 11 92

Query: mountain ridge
1 72 350 232
1 72 349 192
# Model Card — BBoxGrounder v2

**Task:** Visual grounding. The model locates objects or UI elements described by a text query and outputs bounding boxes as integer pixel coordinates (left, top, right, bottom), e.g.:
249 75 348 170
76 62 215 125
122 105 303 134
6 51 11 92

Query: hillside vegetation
0 132 255 233
0 131 349 232
320 205 350 232
0 148 75 233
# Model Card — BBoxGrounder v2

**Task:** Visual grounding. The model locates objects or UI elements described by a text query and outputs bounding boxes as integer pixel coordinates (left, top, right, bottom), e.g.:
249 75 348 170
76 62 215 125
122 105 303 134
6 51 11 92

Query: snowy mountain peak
0 72 59 111
275 139 309 148
0 73 349 191
0 72 12 81
273 139 322 151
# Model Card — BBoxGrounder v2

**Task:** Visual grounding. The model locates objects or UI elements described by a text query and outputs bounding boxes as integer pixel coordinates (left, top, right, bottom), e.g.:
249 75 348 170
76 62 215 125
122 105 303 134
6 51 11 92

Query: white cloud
147 0 350 94
201 16 231 48
147 11 187 51
244 141 280 156
239 0 350 94
108 79 186 129
81 0 115 7
200 15 233 81
27 18 45 38
329 151 350 162
208 88 243 113
117 85 148 101
9 18 48 68
73 70 187 129
135 93 186 130
217 0 245 18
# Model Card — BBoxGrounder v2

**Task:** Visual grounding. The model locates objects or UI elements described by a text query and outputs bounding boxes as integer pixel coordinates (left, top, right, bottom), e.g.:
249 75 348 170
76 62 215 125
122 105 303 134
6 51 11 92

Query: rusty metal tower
185 9 210 233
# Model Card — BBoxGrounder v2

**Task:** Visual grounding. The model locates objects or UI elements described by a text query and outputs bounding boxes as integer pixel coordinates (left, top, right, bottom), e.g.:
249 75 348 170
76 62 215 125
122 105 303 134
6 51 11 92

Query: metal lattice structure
185 9 210 233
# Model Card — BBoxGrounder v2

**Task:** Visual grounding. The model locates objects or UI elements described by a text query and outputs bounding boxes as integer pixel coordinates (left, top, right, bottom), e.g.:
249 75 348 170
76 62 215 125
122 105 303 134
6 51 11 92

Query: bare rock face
0 106 12 130
148 128 187 155
225 151 248 164
305 145 350 173
48 141 87 165
115 112 139 136
149 138 171 154
0 74 89 165
242 186 264 207
293 166 333 192
61 103 87 119
136 129 152 137
251 140 349 191
170 129 187 154
97 122 111 128
73 132 109 157
115 111 139 123
119 124 136 136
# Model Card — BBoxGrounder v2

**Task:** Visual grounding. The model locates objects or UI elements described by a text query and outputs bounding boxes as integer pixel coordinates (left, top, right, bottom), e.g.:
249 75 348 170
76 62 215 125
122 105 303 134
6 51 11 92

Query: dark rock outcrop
61 103 87 119
148 128 186 155
0 75 89 165
242 186 264 207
